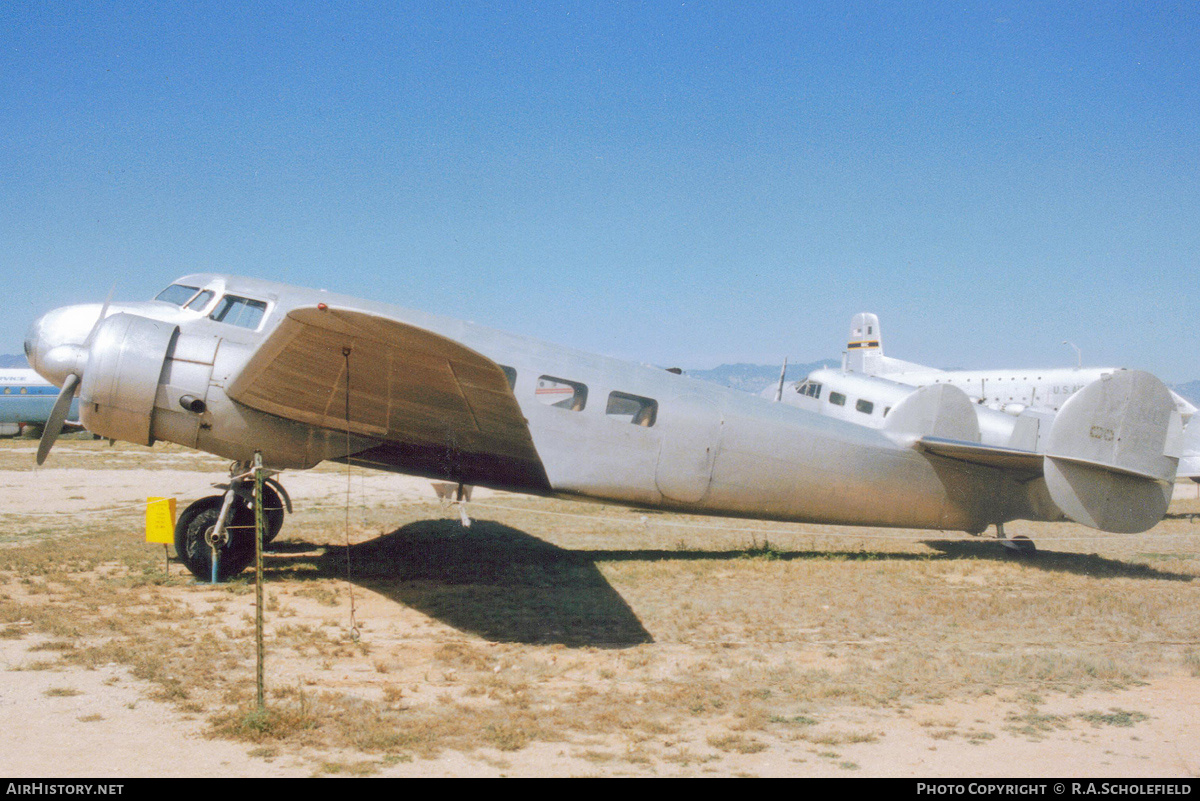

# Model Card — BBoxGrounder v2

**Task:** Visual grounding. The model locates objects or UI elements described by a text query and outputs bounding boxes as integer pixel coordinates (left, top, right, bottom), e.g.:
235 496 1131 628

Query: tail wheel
174 495 256 581
1002 534 1037 556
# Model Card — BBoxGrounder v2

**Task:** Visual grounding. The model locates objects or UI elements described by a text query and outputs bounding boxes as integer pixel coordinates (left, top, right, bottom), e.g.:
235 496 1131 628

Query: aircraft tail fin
1042 370 1181 533
883 382 980 444
889 371 1181 533
846 312 883 374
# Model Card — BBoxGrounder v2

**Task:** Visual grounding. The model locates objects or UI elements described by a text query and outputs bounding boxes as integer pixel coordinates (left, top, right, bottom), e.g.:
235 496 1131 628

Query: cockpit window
155 284 201 306
184 290 215 311
795 379 822 400
209 295 268 329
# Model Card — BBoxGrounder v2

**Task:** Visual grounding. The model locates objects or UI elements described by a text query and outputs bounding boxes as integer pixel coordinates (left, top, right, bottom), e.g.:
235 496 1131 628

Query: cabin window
536 376 587 411
829 391 846 407
856 399 874 415
498 365 517 390
606 392 658 427
209 295 269 330
155 284 201 306
185 290 215 311
2 388 9 394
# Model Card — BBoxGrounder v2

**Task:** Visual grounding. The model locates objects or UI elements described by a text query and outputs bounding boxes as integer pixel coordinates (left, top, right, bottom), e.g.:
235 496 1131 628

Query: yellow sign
145 497 177 544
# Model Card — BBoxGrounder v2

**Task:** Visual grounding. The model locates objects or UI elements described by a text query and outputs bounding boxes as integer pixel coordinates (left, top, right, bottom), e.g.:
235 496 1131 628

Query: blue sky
3 2 1198 381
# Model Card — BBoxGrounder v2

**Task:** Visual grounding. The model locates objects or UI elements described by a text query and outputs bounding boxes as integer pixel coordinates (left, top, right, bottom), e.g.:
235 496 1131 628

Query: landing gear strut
174 465 289 581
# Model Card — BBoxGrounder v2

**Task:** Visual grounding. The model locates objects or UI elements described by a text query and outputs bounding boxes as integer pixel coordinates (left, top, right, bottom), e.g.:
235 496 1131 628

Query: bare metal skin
24 275 1182 578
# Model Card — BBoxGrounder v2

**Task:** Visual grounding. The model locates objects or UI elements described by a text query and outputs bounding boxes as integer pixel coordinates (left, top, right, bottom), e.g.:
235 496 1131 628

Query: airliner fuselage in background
841 312 1197 418
23 276 1183 580
0 368 80 436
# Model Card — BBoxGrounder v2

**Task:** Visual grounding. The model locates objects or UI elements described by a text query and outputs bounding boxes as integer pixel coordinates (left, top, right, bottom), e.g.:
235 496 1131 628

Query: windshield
155 284 200 306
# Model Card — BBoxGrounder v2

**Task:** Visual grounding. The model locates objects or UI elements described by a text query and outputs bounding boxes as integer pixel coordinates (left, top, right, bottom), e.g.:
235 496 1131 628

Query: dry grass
1 439 1198 774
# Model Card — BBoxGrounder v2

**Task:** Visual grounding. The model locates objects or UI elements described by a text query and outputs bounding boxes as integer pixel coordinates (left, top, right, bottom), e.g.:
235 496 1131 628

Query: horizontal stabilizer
1043 370 1180 533
916 436 1043 473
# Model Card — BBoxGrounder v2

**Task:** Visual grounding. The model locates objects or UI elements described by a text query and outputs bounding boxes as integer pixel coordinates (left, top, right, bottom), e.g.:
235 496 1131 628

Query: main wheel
174 495 257 581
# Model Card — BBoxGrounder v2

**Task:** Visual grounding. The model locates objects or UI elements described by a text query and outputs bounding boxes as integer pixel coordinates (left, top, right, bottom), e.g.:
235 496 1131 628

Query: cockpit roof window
155 284 201 306
209 294 268 330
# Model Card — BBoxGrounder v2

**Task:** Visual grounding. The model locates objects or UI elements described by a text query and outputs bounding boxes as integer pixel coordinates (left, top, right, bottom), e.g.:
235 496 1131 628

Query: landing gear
173 467 289 581
175 495 256 582
996 523 1036 555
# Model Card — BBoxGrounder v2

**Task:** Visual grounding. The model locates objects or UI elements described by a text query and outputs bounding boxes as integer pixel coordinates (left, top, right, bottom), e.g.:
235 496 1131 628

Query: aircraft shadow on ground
920 539 1196 582
262 521 1193 647
268 518 655 649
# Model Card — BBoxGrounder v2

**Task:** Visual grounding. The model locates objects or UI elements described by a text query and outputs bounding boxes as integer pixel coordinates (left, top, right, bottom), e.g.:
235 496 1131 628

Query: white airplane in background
0 368 81 437
765 365 1055 453
24 275 1183 581
771 313 1198 480
842 312 1197 419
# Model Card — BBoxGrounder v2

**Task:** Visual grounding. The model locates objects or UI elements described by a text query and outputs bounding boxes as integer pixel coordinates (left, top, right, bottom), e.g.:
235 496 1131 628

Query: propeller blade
36 373 80 466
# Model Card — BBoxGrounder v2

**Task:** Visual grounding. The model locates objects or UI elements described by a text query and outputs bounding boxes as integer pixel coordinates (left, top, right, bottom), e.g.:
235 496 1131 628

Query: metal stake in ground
253 450 266 712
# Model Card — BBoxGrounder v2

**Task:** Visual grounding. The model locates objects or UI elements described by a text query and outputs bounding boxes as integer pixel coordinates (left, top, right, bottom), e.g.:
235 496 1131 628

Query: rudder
1043 370 1181 533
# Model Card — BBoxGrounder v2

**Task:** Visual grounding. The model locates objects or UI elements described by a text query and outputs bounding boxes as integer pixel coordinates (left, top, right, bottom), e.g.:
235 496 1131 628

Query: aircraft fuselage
24 275 1118 535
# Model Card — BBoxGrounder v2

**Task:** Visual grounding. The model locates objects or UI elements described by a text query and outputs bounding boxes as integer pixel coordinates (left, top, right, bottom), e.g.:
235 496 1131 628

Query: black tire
174 495 257 581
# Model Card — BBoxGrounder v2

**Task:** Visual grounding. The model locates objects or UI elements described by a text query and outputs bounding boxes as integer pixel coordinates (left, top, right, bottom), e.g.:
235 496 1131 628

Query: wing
226 306 549 490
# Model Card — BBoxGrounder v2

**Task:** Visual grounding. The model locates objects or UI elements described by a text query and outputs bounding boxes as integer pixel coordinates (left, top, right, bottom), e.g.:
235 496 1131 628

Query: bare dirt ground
0 439 1198 778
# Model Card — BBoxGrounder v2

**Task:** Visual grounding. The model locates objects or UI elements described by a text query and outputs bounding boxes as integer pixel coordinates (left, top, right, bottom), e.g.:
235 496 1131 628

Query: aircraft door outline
655 394 723 504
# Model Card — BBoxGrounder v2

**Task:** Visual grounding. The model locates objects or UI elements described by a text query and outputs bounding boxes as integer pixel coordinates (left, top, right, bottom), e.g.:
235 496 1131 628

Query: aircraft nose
25 304 104 387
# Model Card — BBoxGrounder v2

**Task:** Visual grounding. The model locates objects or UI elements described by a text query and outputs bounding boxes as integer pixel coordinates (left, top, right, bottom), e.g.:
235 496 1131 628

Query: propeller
36 374 80 466
35 288 113 466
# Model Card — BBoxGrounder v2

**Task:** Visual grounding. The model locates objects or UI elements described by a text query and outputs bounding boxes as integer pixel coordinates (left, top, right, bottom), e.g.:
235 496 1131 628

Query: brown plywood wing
227 306 543 474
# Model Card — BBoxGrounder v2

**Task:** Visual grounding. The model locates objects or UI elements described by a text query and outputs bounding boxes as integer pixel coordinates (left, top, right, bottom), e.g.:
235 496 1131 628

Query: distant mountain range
3 352 1198 405
1174 381 1200 406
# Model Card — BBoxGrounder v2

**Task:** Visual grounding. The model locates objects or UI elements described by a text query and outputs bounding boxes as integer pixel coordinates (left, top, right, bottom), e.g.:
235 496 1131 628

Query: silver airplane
24 275 1184 579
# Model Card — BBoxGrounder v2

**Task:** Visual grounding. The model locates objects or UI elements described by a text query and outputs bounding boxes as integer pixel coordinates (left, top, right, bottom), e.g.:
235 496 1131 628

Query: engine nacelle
79 313 178 445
